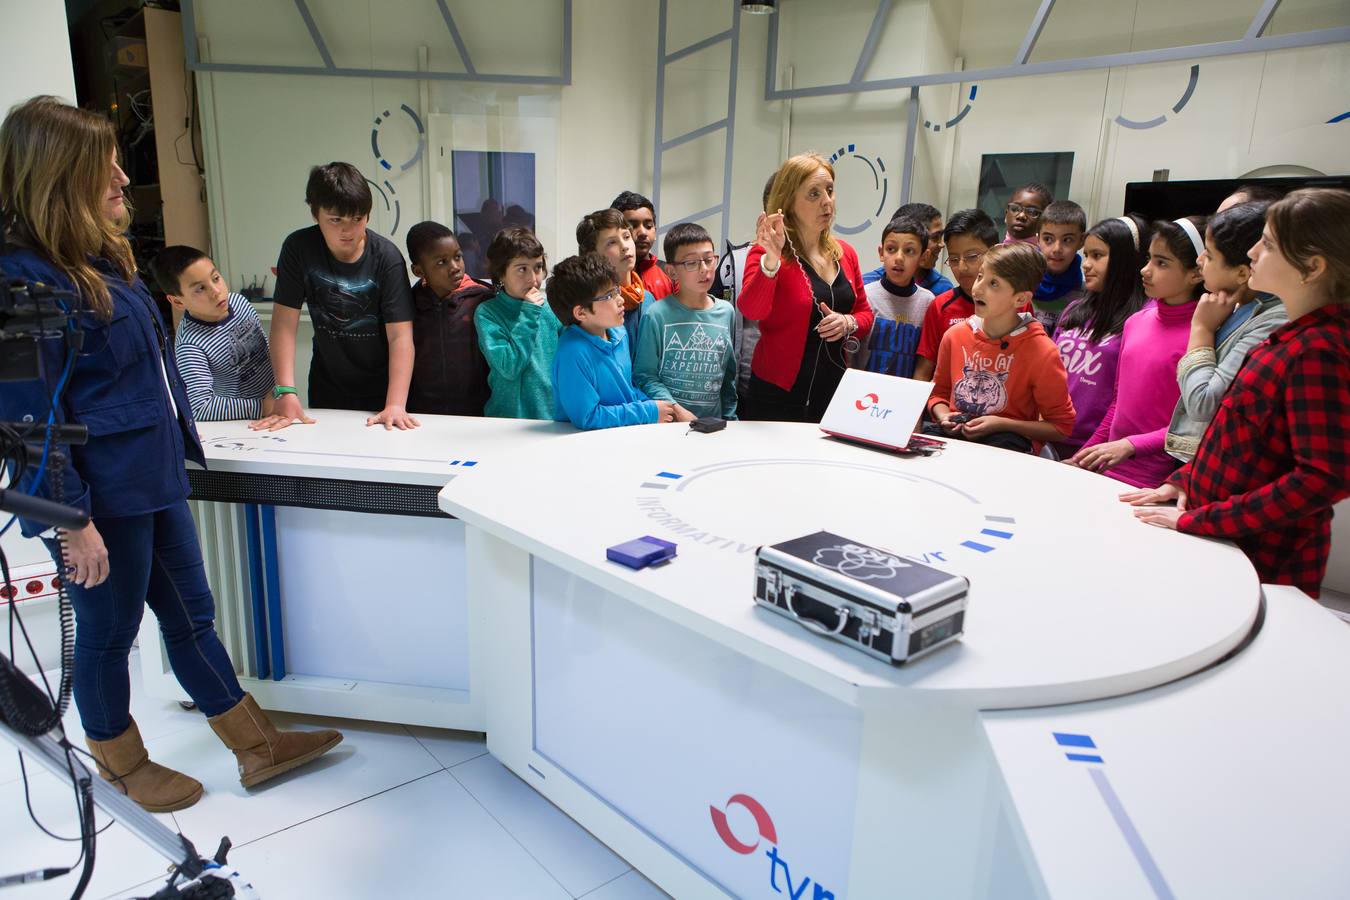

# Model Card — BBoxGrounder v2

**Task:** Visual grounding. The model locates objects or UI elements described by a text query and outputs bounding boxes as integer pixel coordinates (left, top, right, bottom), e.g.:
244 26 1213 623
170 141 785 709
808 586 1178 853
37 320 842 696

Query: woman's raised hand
755 210 787 262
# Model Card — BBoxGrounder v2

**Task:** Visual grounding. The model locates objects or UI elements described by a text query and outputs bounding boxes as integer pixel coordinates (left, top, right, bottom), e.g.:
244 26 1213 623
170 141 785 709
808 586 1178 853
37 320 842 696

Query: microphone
0 489 90 530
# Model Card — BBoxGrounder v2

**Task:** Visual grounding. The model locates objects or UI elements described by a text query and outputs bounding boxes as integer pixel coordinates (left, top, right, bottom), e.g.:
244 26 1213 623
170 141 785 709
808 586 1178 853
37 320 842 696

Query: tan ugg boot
208 694 343 788
85 719 203 813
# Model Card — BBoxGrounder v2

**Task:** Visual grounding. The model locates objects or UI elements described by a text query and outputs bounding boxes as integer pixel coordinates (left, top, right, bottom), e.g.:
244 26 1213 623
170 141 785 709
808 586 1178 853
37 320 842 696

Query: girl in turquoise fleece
475 226 560 418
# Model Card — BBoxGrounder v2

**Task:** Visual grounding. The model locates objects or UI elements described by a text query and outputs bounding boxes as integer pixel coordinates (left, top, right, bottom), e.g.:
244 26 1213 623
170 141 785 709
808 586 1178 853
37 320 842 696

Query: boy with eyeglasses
914 209 1003 381
1003 183 1052 246
862 202 954 297
634 223 739 418
550 253 690 429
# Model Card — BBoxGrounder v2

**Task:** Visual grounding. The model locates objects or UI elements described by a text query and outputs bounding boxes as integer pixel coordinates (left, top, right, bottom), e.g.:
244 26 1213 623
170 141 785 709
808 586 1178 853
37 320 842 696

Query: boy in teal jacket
475 226 560 418
548 254 690 430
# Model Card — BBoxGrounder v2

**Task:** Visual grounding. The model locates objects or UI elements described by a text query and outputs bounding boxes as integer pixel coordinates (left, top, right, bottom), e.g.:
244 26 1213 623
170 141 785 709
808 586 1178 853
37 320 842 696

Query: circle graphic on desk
205 435 289 452
636 460 1016 560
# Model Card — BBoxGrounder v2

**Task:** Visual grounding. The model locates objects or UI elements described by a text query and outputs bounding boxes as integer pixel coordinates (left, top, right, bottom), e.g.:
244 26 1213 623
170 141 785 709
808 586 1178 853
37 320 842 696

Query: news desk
143 414 1350 898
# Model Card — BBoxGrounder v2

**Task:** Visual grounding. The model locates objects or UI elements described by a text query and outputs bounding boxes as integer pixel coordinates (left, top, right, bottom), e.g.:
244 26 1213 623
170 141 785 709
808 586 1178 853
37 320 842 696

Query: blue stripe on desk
961 540 994 553
1066 753 1105 764
657 471 682 479
243 504 269 680
1054 732 1097 748
981 528 1013 539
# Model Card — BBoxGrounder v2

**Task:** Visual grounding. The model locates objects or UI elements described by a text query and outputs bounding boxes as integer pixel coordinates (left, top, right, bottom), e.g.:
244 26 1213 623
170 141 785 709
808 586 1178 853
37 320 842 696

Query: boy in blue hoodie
549 254 691 430
1032 200 1087 334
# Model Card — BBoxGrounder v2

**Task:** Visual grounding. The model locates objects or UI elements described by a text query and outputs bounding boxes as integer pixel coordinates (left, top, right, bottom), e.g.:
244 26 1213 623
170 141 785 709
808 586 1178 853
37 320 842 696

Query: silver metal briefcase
754 530 968 664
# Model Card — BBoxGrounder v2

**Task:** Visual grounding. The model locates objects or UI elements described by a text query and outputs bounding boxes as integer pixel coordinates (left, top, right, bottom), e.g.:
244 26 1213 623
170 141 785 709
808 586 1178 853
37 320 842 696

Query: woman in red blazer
738 153 873 422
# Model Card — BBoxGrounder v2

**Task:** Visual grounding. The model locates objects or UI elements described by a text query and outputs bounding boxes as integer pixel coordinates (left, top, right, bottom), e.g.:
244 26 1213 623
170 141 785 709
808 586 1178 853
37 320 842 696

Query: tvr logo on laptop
710 794 836 899
854 392 893 419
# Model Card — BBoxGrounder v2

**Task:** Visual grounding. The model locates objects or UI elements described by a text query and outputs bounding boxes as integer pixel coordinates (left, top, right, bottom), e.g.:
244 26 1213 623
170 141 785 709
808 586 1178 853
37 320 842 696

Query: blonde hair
982 242 1046 294
0 96 135 318
765 153 841 266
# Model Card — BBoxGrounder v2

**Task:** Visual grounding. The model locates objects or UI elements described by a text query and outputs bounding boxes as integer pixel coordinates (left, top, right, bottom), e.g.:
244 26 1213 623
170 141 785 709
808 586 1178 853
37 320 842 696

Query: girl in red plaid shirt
1123 189 1350 597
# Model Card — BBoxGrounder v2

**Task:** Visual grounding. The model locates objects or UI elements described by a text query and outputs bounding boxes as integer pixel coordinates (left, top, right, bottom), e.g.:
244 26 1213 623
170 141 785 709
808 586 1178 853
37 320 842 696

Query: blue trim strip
1054 732 1097 748
1066 753 1105 763
657 472 682 479
980 528 1013 539
961 540 994 553
243 504 269 680
1089 768 1178 899
259 505 287 680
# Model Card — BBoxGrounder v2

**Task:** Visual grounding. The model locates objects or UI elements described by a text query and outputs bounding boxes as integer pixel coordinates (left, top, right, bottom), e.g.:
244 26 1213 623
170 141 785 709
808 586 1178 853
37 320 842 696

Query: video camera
1 272 80 382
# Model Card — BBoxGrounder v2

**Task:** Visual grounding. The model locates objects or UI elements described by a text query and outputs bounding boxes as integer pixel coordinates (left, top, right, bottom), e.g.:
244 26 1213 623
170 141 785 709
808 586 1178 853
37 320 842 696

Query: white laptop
819 369 933 452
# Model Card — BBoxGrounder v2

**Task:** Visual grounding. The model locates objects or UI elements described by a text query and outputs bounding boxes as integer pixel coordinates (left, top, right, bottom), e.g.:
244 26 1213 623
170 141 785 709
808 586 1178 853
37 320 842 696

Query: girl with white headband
1069 215 1207 487
1050 214 1148 457
1127 188 1350 600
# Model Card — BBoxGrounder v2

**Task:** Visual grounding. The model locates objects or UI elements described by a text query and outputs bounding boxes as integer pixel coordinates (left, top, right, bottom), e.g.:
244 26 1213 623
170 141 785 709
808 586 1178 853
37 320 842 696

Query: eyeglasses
1006 202 1043 218
591 287 623 305
943 250 987 270
673 255 719 272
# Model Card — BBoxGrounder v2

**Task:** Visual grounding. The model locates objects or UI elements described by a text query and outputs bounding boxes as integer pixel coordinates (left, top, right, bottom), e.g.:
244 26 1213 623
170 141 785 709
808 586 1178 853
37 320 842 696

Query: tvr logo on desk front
710 794 836 899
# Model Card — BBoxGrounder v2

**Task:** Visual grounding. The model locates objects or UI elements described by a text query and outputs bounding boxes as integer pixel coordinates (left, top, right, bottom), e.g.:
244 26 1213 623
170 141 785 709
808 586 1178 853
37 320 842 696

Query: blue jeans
46 499 244 740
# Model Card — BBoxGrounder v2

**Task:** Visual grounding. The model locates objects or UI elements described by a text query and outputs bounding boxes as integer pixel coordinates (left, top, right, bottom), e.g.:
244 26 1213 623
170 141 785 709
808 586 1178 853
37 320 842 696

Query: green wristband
272 385 298 400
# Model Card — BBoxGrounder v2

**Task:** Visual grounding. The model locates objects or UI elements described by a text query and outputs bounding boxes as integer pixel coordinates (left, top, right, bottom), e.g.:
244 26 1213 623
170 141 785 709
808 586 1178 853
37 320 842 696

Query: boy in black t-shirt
256 162 418 431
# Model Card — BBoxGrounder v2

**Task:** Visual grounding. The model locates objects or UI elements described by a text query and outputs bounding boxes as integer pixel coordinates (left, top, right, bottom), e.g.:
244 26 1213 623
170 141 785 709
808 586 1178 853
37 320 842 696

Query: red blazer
739 240 873 391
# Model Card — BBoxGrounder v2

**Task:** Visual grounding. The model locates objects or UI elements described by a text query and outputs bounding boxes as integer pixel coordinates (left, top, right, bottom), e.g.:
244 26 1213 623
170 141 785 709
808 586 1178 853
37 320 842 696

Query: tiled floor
1 654 667 899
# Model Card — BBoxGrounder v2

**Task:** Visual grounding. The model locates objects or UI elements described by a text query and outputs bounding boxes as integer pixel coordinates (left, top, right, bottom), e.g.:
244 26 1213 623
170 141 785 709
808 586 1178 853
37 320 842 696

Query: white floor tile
451 754 630 897
163 713 440 846
0 765 175 900
581 869 672 900
217 771 572 899
1 652 201 788
404 724 488 769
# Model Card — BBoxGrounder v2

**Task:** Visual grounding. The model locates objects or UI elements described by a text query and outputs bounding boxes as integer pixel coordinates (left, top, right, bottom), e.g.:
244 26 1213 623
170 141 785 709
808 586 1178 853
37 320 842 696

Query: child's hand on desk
250 393 315 432
672 403 697 423
654 401 677 423
1119 482 1187 510
1133 505 1183 530
367 405 420 431
1070 438 1134 472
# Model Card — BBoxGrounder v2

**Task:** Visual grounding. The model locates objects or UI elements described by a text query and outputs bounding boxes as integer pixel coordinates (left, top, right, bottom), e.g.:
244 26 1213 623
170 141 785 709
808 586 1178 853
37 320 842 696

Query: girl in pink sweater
1070 216 1207 487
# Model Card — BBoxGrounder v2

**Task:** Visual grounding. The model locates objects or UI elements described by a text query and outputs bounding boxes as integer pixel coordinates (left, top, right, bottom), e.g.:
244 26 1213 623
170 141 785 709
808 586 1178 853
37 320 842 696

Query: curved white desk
137 410 571 729
437 422 1266 899
136 413 1345 899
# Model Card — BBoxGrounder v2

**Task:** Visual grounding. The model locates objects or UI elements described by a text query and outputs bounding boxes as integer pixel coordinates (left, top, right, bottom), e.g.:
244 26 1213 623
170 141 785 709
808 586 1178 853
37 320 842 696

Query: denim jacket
0 247 204 536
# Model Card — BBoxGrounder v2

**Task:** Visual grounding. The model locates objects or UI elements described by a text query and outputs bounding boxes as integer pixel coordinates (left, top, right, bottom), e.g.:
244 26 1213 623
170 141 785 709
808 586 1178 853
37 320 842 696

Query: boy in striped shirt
153 245 276 422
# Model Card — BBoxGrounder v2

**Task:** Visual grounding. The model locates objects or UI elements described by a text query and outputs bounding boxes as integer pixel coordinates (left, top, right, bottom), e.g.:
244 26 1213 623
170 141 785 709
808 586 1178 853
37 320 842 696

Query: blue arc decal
828 143 889 236
1115 65 1200 130
924 84 979 133
371 104 427 172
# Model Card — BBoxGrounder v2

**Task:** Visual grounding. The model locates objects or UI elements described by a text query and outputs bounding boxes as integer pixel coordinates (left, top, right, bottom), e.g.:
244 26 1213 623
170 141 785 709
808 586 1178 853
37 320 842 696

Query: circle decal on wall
370 104 426 172
1114 64 1200 130
923 84 978 132
366 177 402 237
828 144 889 237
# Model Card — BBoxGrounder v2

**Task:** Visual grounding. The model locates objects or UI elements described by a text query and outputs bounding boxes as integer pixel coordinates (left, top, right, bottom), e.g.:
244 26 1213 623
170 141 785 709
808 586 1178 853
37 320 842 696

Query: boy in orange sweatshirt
926 242 1075 453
